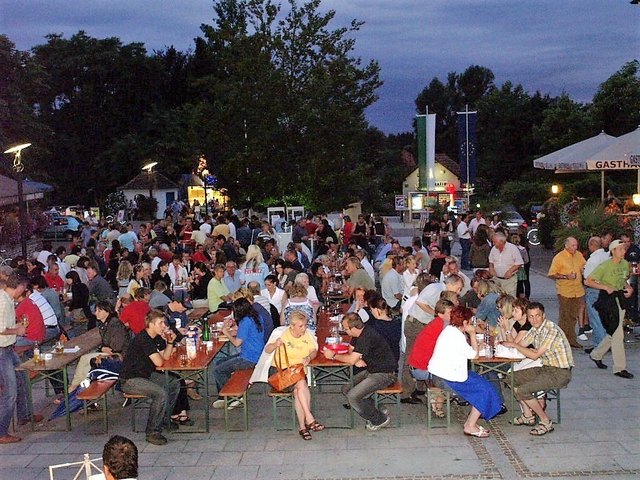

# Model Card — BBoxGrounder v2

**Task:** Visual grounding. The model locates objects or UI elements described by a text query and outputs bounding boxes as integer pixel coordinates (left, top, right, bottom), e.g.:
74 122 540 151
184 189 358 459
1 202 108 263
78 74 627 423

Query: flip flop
464 426 490 438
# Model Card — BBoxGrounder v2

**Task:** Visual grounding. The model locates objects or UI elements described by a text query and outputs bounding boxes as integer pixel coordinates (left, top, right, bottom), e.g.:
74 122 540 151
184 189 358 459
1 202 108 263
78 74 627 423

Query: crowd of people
0 206 637 446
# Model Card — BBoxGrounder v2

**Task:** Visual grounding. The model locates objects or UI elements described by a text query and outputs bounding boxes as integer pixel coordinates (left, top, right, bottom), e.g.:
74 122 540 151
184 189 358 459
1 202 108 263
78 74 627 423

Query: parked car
492 210 527 232
42 215 83 239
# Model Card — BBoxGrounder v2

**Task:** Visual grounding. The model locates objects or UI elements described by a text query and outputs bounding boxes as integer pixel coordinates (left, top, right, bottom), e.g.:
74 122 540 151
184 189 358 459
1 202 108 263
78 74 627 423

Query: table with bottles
17 328 102 431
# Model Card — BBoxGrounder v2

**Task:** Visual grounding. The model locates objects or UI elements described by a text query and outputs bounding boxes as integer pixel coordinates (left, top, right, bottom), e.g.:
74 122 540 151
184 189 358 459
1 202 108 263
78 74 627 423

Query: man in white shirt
488 232 523 297
457 214 472 270
380 256 405 310
441 257 471 296
199 216 213 237
410 274 464 325
583 236 611 352
468 211 486 237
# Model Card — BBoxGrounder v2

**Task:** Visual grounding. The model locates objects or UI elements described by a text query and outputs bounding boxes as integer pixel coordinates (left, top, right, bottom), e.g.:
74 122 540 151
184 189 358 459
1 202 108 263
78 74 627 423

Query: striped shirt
522 318 574 369
0 289 16 346
29 291 58 327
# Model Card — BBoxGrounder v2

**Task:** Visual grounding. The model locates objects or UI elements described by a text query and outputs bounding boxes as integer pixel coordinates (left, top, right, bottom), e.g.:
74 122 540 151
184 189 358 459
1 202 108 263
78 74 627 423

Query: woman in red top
119 287 151 334
407 298 454 418
15 288 45 346
341 215 354 247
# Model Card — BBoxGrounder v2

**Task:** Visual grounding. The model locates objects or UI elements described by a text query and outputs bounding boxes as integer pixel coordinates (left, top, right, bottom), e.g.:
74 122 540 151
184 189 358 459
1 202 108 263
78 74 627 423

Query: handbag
268 344 306 392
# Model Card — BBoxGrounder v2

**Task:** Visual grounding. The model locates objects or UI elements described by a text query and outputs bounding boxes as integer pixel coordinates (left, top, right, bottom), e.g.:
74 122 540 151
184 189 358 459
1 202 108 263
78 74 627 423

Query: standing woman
428 306 502 437
251 311 324 440
241 245 270 289
341 215 354 249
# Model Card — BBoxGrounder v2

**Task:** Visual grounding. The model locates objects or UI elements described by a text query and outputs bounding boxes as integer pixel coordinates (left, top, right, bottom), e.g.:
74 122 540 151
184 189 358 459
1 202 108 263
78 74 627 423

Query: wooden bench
77 380 117 433
122 393 148 432
373 381 402 427
268 388 297 431
426 388 451 429
542 388 561 424
218 369 253 431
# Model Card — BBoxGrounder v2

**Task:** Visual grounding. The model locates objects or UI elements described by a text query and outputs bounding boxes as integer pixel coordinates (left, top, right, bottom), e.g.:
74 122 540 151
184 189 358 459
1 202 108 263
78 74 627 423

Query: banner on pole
457 110 478 184
416 114 436 190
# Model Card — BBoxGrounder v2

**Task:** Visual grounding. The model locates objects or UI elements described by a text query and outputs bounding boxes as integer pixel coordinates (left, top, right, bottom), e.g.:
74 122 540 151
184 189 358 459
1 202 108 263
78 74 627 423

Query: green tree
591 60 640 136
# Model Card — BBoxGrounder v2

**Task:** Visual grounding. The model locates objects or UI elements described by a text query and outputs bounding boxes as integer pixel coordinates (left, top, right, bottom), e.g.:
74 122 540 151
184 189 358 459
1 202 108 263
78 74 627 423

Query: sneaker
366 415 391 431
583 325 593 334
227 398 244 410
577 333 588 341
212 398 225 409
145 433 168 445
379 405 389 416
496 404 508 416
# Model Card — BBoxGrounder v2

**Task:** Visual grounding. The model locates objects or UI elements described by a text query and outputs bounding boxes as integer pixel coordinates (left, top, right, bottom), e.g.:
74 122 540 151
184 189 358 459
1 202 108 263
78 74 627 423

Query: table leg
63 367 71 431
26 372 35 432
164 370 171 427
204 367 210 433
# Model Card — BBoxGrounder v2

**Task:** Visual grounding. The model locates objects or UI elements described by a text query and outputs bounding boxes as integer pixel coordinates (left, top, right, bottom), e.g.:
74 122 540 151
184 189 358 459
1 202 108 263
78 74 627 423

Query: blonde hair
288 283 308 298
116 260 133 282
231 287 254 303
243 245 265 270
379 257 393 279
476 279 505 297
289 310 308 326
439 290 459 305
496 294 516 318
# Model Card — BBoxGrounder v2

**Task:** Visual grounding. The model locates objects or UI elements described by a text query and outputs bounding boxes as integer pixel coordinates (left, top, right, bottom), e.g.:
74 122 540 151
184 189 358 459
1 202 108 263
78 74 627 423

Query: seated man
322 313 396 430
120 309 180 445
503 301 573 436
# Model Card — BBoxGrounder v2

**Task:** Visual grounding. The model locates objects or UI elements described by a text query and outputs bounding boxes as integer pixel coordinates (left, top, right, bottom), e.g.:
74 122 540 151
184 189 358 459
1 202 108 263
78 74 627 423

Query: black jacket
594 290 626 336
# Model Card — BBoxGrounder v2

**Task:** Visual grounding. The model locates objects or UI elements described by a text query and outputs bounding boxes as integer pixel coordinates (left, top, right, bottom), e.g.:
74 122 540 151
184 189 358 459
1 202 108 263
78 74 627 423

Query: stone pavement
2 269 639 480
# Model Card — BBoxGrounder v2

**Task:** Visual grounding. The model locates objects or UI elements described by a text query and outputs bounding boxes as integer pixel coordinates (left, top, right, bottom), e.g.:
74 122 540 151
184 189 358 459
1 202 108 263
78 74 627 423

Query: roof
435 153 460 176
0 174 55 206
179 173 204 187
119 172 179 191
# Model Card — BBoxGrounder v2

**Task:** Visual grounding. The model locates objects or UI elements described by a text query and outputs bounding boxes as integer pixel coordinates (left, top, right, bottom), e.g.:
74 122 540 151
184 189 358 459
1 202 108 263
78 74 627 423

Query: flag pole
465 104 470 208
425 105 430 221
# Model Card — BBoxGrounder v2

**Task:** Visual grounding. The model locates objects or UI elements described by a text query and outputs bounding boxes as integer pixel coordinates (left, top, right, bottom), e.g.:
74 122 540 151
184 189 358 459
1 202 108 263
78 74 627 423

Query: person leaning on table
322 312 396 431
250 310 325 441
119 309 180 446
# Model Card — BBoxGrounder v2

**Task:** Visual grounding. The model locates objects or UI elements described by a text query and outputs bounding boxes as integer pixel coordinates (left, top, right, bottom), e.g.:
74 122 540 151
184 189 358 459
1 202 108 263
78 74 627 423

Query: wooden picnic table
471 355 520 415
18 328 102 431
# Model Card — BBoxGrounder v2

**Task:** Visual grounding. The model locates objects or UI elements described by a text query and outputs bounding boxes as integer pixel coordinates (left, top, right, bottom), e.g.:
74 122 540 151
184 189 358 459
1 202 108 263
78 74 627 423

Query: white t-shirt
30 291 58 327
456 221 470 240
262 287 286 314
361 257 375 283
199 222 212 236
381 268 404 308
488 242 524 277
584 248 611 278
428 325 476 382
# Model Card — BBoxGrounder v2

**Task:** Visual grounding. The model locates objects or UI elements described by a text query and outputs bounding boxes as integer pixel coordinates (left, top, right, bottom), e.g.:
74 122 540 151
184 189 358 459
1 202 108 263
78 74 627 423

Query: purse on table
268 344 306 392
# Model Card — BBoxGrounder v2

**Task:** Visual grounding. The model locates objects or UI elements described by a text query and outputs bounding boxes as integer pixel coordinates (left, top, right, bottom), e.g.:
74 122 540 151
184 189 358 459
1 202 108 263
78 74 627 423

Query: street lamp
141 161 158 219
3 142 31 258
633 193 640 206
551 184 560 195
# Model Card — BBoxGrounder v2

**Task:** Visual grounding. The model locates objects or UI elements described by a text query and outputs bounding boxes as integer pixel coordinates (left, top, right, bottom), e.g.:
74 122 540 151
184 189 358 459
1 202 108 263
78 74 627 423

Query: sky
1 0 638 134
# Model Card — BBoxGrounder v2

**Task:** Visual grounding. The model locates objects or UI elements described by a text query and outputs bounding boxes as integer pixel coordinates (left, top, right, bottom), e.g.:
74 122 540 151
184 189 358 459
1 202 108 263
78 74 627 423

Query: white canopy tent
533 129 640 200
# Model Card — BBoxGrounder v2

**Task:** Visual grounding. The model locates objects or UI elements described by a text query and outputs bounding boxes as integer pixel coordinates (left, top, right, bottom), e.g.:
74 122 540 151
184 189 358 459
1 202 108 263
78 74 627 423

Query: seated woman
475 279 504 326
65 270 92 324
120 287 152 334
261 274 287 315
294 272 320 305
116 260 133 299
251 311 324 441
69 301 131 393
428 306 503 438
281 284 316 329
212 297 265 409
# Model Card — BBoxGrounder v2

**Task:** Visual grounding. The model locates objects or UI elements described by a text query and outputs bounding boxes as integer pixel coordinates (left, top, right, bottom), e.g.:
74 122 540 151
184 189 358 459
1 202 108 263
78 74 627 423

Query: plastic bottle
186 330 197 360
484 322 492 358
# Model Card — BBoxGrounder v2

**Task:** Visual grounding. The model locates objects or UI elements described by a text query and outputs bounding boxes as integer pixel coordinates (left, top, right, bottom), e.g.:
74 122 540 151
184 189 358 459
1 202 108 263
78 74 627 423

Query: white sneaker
227 398 244 410
211 399 225 409
577 333 588 341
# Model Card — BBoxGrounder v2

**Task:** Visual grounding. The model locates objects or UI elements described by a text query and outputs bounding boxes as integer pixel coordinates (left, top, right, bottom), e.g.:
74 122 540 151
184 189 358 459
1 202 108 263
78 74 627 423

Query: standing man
457 214 472 270
380 256 404 312
583 236 610 353
120 310 180 445
488 232 523 297
584 239 634 379
0 272 43 444
468 210 486 237
323 313 396 430
547 237 586 349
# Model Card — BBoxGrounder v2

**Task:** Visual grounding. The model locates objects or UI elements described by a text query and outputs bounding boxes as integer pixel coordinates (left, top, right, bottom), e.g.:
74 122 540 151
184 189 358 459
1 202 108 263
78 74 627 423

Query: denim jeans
585 287 606 348
121 372 180 435
0 347 30 436
214 356 256 393
342 370 396 425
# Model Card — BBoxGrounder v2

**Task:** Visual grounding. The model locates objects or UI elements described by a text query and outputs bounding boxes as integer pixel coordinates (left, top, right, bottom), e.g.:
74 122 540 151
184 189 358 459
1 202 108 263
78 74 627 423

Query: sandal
187 388 203 401
510 414 536 426
299 428 312 440
530 421 554 436
306 420 325 432
464 426 490 438
171 414 195 426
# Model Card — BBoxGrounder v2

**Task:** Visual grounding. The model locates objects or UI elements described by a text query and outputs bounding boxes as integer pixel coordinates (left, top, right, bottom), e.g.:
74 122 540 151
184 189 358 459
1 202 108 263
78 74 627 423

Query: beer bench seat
77 380 117 433
219 369 253 431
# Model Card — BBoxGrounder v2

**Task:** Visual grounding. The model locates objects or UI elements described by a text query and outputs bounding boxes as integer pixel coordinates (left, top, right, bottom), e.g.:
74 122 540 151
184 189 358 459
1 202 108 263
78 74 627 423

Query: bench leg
224 394 249 432
427 389 450 429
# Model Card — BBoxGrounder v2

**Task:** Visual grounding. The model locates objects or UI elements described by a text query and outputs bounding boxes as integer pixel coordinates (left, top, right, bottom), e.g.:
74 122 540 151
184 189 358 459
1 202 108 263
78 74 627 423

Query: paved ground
2 253 640 479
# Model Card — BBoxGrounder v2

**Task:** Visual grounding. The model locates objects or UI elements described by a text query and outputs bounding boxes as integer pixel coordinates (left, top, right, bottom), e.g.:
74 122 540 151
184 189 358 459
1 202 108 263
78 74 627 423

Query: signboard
587 159 640 170
395 195 407 211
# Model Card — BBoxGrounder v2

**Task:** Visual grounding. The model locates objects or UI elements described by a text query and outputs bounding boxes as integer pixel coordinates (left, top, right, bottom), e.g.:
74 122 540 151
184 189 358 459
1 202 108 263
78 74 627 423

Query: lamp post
202 169 210 217
4 143 31 259
551 184 560 195
141 161 158 219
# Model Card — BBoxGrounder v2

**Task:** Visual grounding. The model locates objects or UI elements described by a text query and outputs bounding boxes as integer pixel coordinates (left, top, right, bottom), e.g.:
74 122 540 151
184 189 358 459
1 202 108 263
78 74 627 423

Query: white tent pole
601 171 605 201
